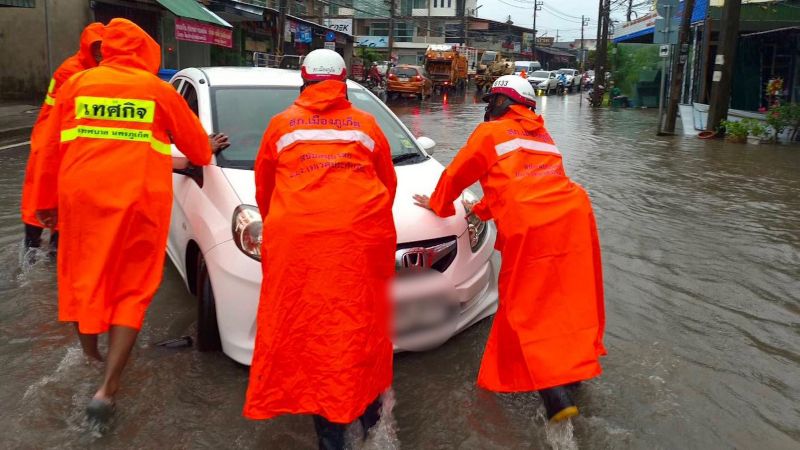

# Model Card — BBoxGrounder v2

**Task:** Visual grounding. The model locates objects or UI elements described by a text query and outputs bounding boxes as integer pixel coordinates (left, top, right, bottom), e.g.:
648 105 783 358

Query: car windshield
532 71 550 78
557 69 573 75
391 67 418 77
212 86 423 169
480 53 496 63
515 64 529 71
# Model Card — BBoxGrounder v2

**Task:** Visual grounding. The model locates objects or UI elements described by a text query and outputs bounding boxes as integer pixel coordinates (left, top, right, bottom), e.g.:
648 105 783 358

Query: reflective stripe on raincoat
429 104 606 392
20 22 104 227
33 18 212 334
244 80 397 423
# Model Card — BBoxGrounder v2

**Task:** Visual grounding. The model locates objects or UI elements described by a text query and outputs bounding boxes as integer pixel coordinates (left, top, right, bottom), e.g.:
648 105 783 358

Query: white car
514 60 542 76
166 67 499 365
528 70 559 95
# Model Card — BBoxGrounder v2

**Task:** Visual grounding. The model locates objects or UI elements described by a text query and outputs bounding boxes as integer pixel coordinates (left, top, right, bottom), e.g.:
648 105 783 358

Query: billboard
323 18 353 35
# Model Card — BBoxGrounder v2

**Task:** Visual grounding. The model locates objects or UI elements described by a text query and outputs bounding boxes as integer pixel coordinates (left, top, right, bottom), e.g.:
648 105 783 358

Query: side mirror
416 136 436 154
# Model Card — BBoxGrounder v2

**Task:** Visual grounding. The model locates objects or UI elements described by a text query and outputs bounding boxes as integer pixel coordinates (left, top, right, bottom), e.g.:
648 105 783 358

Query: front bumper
204 233 499 365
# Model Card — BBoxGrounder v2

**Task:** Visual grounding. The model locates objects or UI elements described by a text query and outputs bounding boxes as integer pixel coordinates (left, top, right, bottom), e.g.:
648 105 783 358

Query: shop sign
324 41 336 50
323 18 353 35
296 24 313 44
355 36 388 48
175 18 232 48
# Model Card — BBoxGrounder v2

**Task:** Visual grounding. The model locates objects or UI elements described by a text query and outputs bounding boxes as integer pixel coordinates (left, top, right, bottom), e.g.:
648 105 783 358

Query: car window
212 86 422 169
391 67 419 78
532 71 550 78
182 82 199 117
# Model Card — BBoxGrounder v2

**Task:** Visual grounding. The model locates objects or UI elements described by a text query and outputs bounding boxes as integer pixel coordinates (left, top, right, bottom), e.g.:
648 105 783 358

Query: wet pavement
1 91 799 449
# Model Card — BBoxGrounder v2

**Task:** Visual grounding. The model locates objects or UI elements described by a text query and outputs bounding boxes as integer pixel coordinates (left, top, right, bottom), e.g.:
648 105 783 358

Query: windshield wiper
392 153 426 165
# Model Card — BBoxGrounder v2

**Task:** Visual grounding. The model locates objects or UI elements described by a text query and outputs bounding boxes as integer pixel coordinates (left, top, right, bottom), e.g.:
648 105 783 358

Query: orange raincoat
429 104 606 392
244 80 397 423
20 22 104 226
34 18 212 334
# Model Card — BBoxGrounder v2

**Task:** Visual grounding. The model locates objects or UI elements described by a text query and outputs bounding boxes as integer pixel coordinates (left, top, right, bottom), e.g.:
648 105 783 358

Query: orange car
387 65 433 100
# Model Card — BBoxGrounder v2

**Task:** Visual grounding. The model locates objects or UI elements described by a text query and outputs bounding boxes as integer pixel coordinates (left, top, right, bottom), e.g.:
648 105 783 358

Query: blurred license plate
394 297 458 335
399 77 409 82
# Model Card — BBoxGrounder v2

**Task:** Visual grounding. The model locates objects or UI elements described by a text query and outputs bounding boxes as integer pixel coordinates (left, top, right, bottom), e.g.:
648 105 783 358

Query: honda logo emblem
399 248 429 271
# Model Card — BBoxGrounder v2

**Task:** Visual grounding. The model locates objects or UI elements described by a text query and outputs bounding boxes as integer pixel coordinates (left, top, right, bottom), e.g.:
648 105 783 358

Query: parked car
557 68 580 92
529 70 559 95
514 60 542 76
167 67 499 365
278 55 304 70
387 64 433 100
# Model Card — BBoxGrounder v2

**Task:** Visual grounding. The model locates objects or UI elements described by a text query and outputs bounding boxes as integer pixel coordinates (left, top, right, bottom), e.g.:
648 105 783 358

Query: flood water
1 91 799 449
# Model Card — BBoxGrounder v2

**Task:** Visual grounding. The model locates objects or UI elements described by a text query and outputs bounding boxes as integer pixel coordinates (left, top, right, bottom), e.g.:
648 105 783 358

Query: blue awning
613 0 709 43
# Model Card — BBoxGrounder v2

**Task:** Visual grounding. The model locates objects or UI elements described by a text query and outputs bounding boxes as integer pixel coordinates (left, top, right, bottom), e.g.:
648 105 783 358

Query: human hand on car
36 208 58 229
413 194 432 211
209 133 230 154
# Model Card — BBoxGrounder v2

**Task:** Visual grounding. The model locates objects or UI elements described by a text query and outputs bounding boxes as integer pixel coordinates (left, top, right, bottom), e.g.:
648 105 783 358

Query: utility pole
388 0 396 66
277 0 287 56
555 29 560 43
706 0 742 132
532 1 543 61
592 0 610 107
580 16 589 71
462 1 469 46
664 0 696 133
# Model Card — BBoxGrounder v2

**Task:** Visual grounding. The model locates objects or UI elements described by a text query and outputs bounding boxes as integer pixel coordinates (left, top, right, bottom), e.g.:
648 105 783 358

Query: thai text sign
175 18 232 48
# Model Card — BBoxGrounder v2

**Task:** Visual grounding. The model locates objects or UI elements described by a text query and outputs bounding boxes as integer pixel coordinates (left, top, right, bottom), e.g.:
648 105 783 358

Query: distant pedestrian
34 18 229 426
243 49 397 450
414 75 606 422
20 22 104 255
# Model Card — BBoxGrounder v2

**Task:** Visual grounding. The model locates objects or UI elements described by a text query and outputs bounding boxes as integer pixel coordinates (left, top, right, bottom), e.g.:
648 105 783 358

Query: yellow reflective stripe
75 96 156 123
60 125 171 156
47 78 56 94
44 94 55 106
149 137 172 156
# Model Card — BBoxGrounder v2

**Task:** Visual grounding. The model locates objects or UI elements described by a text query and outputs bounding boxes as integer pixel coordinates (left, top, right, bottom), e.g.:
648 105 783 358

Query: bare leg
74 323 102 362
93 325 138 401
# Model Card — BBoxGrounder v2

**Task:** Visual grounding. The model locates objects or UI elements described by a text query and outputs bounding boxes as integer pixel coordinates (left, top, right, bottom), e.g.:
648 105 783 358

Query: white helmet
301 49 347 82
484 74 537 108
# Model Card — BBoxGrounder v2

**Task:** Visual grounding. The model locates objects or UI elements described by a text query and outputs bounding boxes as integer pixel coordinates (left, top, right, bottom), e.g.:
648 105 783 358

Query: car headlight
462 191 487 252
232 205 262 261
537 82 548 88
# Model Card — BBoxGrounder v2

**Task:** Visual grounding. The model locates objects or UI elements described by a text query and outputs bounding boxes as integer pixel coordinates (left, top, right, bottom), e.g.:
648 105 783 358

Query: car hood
530 77 549 82
220 157 470 244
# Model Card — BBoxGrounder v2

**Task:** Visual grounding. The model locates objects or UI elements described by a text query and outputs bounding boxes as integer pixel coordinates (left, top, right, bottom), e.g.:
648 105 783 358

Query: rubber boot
358 397 382 440
312 415 347 450
24 224 43 250
539 385 579 422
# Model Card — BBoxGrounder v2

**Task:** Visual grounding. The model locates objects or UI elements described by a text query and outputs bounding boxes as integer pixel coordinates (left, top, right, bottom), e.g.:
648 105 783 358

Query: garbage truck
424 44 468 93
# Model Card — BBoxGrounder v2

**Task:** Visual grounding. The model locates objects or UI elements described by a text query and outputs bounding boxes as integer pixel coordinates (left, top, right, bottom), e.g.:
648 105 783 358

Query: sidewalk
0 103 40 140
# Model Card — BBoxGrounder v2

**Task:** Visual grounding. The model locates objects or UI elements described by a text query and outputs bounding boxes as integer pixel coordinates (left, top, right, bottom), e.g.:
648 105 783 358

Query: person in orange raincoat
244 49 397 450
415 75 606 422
34 18 228 425
20 22 104 254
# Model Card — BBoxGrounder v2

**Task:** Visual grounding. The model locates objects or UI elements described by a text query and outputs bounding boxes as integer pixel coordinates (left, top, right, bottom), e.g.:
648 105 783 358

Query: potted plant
765 104 789 142
721 120 748 143
742 118 768 145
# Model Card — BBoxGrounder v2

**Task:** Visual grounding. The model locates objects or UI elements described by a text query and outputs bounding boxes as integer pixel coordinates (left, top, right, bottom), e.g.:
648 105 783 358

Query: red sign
175 18 232 48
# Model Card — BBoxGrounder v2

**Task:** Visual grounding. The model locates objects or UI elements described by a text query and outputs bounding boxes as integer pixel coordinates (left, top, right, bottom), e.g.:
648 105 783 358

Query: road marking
0 140 31 151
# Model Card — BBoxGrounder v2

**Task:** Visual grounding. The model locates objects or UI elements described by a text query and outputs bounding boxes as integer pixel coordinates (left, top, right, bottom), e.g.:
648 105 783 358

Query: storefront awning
0 0 35 7
156 0 232 28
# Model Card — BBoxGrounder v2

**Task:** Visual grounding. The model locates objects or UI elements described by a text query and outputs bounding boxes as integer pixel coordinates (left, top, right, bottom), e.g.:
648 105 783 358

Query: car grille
395 236 458 274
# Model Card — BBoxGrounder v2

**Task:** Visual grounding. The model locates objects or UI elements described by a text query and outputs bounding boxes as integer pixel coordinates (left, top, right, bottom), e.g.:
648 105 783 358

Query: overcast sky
476 0 646 42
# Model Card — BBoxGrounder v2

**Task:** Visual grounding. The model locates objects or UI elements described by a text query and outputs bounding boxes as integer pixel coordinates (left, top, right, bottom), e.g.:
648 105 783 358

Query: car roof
178 67 365 90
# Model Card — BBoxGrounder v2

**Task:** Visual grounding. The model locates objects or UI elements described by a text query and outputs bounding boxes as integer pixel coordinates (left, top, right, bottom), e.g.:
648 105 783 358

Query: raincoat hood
501 104 545 133
295 80 351 112
100 18 161 74
77 22 105 68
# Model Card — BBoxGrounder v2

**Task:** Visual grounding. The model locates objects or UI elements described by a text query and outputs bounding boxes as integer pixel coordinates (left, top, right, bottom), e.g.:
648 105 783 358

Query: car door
168 77 202 280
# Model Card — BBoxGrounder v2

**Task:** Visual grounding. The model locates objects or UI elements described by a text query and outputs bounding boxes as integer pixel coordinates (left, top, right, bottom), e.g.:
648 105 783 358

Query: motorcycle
365 77 387 103
586 84 605 107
